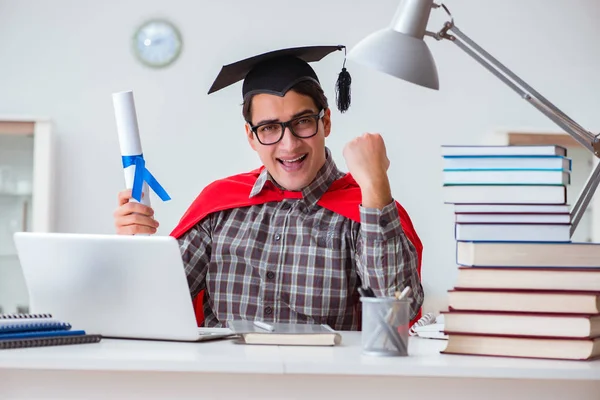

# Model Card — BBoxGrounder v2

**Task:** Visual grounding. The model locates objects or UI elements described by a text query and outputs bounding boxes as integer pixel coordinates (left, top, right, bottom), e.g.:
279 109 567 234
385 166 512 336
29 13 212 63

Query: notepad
0 334 102 350
227 320 342 346
409 313 448 340
0 313 54 320
0 313 60 328
0 322 72 334
0 312 102 350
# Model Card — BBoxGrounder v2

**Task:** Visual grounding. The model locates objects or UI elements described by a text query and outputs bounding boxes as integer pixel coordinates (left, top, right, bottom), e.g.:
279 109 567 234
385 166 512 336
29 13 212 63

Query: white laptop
12 232 235 342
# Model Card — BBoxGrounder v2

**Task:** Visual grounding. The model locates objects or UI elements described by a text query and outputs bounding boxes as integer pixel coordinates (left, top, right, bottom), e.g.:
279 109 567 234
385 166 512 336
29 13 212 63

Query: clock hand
144 37 165 46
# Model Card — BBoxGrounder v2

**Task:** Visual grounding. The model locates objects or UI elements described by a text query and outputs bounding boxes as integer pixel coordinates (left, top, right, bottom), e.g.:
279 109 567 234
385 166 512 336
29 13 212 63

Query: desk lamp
347 0 599 237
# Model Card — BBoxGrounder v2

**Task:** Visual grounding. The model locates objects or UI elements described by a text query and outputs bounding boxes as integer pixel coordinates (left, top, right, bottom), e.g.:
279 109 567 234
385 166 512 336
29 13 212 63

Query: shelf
0 254 19 268
0 192 32 197
0 253 19 258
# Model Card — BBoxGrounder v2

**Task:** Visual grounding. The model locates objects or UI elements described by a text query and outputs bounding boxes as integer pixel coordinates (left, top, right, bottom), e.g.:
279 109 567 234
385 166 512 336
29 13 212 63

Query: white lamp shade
348 28 439 90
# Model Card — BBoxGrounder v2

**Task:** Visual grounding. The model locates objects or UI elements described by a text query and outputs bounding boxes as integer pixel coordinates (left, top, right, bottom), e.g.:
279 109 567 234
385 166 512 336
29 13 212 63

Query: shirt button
264 306 273 315
281 202 291 210
380 218 389 227
266 271 275 279
274 234 281 241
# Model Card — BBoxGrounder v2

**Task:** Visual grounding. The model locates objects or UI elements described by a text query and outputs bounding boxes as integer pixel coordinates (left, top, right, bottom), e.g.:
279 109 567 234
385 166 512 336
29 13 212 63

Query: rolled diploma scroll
112 90 151 207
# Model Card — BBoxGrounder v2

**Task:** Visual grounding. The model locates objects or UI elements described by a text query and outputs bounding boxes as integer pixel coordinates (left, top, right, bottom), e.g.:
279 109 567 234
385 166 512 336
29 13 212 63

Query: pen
253 320 275 332
395 286 411 300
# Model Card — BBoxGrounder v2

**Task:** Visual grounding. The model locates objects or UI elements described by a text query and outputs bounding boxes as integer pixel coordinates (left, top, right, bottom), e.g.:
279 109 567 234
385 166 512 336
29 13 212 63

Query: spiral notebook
0 334 102 350
409 313 448 340
0 322 72 334
0 313 54 320
0 313 102 350
0 313 65 332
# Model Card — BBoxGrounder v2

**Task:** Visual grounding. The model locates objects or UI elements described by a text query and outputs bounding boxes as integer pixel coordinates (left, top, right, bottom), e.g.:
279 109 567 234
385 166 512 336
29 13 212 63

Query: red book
448 288 600 314
442 310 600 339
442 333 600 361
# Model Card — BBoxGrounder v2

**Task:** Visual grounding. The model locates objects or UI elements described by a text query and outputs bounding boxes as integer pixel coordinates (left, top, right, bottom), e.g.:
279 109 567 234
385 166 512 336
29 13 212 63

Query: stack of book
442 145 571 242
440 145 600 361
0 313 102 350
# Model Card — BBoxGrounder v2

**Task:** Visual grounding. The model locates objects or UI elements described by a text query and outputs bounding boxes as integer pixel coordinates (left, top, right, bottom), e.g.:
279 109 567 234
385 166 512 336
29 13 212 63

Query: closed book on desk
0 312 72 334
443 169 570 185
442 334 600 360
442 155 571 171
455 212 570 224
0 313 54 320
454 203 571 214
0 313 102 350
455 267 600 291
227 320 342 346
448 289 600 314
455 223 571 242
0 329 88 341
441 145 567 157
442 185 566 205
442 310 600 338
456 241 600 268
0 334 102 350
0 321 71 334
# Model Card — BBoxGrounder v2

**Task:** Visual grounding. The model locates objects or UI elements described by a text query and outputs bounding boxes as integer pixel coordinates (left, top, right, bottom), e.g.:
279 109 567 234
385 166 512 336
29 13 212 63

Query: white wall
1 0 600 314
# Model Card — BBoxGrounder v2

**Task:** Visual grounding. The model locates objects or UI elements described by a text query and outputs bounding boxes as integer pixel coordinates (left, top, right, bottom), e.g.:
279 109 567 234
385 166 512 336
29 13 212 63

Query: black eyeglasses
249 109 325 145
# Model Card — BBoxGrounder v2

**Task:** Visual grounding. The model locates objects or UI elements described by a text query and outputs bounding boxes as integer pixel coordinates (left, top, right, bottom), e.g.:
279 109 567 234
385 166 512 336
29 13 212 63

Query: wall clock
133 19 183 68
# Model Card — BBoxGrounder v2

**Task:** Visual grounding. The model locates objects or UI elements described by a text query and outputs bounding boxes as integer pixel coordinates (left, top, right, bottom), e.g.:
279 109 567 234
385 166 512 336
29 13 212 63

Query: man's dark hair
242 80 329 124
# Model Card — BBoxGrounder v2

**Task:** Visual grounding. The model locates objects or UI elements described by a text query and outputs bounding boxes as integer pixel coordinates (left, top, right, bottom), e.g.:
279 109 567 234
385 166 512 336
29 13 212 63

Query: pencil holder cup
360 297 410 357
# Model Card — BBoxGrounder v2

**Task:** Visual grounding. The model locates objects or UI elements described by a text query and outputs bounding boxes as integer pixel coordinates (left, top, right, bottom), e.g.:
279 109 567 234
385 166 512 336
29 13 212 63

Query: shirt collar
250 147 344 207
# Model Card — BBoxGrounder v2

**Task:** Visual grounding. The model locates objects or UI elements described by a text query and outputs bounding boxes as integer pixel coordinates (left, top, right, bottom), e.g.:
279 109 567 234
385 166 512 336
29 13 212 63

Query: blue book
443 169 570 185
0 322 72 335
0 334 101 350
442 155 571 171
441 145 567 157
456 241 600 268
0 330 86 341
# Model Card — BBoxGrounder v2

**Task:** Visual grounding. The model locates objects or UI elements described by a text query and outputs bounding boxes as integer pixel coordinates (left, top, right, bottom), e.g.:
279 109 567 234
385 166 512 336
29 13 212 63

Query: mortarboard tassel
336 67 351 113
335 47 351 113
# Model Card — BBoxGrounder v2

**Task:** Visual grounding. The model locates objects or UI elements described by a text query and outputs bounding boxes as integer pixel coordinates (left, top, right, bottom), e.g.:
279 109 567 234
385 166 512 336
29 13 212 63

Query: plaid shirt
178 148 423 330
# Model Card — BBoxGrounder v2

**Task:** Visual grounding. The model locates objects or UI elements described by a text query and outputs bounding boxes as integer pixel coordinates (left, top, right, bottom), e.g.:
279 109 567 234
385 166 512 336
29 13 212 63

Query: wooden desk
0 333 598 399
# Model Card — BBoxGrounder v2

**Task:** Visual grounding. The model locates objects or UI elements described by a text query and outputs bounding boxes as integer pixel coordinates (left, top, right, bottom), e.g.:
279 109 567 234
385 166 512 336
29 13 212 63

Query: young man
114 45 424 330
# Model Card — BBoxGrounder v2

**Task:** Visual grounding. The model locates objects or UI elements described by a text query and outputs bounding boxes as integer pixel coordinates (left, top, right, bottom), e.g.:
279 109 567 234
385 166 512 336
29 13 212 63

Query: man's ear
245 123 258 152
323 108 332 138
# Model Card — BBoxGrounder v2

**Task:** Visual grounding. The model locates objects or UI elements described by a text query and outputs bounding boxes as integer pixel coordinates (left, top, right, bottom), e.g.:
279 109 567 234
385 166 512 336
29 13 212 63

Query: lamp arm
427 20 600 238
571 161 600 237
449 25 597 153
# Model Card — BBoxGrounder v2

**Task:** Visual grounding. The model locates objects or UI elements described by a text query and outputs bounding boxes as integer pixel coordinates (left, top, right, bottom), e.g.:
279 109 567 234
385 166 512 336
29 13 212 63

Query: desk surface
1 332 599 380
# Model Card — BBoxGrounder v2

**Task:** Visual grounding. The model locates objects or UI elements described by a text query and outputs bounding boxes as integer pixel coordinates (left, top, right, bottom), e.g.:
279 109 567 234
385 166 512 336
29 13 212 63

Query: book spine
0 330 86 341
0 334 102 350
0 323 72 334
0 313 53 320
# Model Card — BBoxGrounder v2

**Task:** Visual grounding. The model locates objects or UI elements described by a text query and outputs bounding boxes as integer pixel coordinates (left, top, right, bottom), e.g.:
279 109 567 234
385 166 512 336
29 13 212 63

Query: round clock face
133 19 182 68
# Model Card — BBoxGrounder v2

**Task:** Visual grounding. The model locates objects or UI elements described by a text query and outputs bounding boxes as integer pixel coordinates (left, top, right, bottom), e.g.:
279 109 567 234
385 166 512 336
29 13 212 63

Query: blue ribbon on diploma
121 154 171 202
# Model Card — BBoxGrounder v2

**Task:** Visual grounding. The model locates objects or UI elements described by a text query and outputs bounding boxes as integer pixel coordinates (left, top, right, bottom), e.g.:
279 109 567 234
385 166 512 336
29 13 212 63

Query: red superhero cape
169 167 423 327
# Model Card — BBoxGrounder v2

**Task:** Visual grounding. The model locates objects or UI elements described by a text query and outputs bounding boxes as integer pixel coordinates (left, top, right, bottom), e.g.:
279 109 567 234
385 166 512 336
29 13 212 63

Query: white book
443 170 569 185
455 223 571 242
226 320 341 346
454 204 571 214
443 156 571 171
456 241 600 268
443 185 567 204
441 145 566 157
455 213 570 224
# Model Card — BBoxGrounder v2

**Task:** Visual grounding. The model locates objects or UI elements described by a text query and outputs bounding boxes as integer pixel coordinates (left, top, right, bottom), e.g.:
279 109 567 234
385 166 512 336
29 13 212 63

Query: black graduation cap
208 45 352 113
